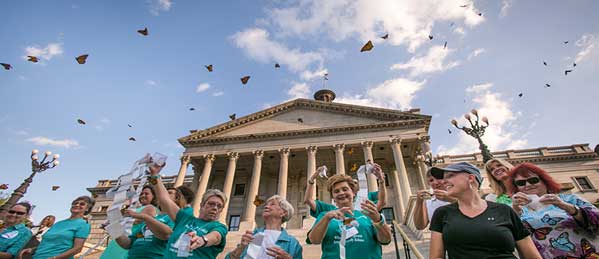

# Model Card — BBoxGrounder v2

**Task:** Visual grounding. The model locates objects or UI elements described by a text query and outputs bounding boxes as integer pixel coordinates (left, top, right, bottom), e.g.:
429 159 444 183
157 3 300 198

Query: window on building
99 206 108 212
384 174 390 187
573 176 597 192
229 215 240 231
381 207 395 223
234 184 245 196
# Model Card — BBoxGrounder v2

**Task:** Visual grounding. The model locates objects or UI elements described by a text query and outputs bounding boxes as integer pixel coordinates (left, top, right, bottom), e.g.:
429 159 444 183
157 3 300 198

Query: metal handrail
393 221 425 259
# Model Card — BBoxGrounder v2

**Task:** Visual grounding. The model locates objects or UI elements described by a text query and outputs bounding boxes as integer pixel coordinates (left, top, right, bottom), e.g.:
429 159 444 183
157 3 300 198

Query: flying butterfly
459 4 468 8
477 12 483 16
573 62 577 67
565 69 573 75
545 83 551 88
347 147 354 155
381 34 389 40
27 56 39 63
240 76 250 85
0 63 11 70
448 129 452 134
360 40 374 52
229 113 236 120
205 64 213 72
253 195 265 206
443 41 448 49
128 124 133 128
0 184 8 190
189 107 195 111
75 54 89 64
543 61 547 66
129 137 136 141
350 163 358 172
137 27 148 36
428 35 433 40
275 63 281 68
297 118 304 123
51 186 60 191
564 41 569 44
77 119 86 125
518 93 523 98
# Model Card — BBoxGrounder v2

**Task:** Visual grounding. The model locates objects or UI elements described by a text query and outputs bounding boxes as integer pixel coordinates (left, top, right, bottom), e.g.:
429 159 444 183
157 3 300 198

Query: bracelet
199 235 208 248
569 206 580 216
149 175 160 185
308 179 315 185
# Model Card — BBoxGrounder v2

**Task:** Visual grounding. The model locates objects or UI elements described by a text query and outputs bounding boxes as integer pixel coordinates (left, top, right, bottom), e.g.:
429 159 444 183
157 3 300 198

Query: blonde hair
266 195 295 223
484 158 514 195
327 175 358 195
201 189 227 206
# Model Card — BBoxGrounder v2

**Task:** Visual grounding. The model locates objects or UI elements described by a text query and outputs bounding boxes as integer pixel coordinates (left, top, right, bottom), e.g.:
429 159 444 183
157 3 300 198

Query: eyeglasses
8 210 26 216
205 202 224 210
514 177 541 187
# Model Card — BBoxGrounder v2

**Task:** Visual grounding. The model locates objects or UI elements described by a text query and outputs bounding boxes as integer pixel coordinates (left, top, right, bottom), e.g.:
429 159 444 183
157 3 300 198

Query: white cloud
453 26 466 36
212 91 224 97
148 0 172 15
300 68 328 81
467 48 486 60
231 28 324 73
437 83 528 155
24 43 63 61
336 78 425 110
500 0 514 18
391 45 460 77
287 82 311 99
95 118 111 131
195 83 210 93
26 137 80 149
267 0 484 52
145 80 157 86
575 34 599 65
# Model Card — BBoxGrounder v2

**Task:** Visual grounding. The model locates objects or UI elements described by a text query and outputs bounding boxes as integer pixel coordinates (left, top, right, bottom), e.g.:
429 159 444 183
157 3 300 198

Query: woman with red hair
509 162 599 259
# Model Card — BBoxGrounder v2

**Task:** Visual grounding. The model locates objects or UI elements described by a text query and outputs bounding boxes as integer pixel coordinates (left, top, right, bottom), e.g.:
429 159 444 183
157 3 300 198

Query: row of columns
173 137 418 228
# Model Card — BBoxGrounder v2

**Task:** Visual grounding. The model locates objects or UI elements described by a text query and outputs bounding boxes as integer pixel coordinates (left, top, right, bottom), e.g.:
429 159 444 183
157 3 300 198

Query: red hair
507 162 561 194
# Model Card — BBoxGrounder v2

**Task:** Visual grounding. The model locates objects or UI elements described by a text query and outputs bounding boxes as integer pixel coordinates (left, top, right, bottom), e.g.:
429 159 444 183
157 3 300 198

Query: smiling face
428 175 446 190
331 181 355 207
514 171 547 196
488 161 509 182
70 199 90 216
139 188 154 206
198 196 224 221
5 204 28 225
262 199 286 223
443 171 474 196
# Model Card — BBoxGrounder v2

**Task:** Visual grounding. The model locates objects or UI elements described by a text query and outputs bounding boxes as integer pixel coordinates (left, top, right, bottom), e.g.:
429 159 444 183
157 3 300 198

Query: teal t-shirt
310 191 379 218
33 218 90 259
164 209 228 259
128 213 174 259
0 223 32 257
224 227 303 259
307 210 385 259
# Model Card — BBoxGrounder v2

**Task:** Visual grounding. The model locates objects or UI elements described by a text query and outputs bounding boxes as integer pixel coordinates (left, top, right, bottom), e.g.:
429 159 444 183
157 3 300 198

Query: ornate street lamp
0 149 60 218
451 109 494 163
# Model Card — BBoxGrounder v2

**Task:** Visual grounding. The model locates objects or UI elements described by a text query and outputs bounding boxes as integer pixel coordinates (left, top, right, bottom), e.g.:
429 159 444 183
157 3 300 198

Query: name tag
2 230 19 239
144 229 154 238
345 227 358 240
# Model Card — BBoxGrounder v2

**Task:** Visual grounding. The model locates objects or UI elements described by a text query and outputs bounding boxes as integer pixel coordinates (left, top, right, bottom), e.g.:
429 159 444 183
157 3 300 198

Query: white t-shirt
426 198 450 221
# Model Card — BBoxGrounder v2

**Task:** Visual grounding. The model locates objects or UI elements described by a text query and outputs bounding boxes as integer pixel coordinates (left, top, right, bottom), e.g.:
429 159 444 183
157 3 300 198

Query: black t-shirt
430 201 530 259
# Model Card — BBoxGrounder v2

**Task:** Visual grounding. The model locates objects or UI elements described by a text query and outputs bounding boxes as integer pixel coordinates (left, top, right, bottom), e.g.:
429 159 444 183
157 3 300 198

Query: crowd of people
1 158 598 259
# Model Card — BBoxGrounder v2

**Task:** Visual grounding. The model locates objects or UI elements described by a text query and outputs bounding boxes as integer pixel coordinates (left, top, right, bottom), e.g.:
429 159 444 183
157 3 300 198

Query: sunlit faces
199 196 224 221
427 175 447 190
488 161 509 182
332 181 355 207
5 205 28 225
443 172 474 196
70 200 89 215
139 188 154 205
514 172 547 196
262 199 286 220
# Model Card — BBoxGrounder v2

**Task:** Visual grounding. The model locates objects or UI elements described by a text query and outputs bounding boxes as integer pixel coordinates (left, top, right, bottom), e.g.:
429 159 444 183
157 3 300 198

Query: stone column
306 146 318 199
334 144 345 175
174 155 191 188
192 154 215 217
390 138 412 206
219 152 239 223
239 150 264 232
361 141 378 192
415 158 428 189
390 169 405 221
278 148 290 199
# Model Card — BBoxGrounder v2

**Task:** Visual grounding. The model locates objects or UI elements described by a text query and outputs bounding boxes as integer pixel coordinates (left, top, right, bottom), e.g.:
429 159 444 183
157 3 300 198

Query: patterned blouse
519 193 599 259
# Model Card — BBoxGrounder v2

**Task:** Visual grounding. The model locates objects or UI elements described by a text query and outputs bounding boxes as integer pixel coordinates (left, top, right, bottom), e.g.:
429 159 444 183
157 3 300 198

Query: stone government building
86 90 599 248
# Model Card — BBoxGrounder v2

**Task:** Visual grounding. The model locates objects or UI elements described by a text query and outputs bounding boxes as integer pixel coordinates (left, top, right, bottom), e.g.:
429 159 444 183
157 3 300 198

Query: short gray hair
201 189 227 206
266 195 294 223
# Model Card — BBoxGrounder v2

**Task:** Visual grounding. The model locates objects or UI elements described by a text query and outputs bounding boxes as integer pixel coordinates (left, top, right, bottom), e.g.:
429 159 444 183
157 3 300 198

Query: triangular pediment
179 98 430 146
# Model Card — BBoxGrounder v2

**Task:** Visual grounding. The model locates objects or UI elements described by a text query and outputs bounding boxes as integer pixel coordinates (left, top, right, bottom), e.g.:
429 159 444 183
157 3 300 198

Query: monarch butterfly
137 27 148 36
253 195 265 206
240 76 250 85
350 163 358 172
229 113 236 120
0 183 8 190
129 137 136 141
381 34 389 40
347 148 354 155
205 64 213 72
0 63 11 70
360 40 373 52
27 56 39 63
77 119 86 125
52 186 60 191
76 54 88 64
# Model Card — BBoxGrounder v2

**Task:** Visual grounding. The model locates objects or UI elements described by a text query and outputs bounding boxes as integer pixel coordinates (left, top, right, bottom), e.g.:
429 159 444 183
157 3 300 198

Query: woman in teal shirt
0 202 33 258
307 175 392 259
226 195 302 259
21 196 94 259
148 162 228 259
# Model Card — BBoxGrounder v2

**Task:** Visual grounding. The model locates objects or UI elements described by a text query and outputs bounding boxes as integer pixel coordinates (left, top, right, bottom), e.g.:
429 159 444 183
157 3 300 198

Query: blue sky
1 0 598 221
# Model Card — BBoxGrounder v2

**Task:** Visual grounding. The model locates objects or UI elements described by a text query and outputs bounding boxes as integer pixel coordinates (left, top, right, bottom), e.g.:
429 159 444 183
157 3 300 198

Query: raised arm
148 163 180 222
413 191 429 230
303 167 322 211
373 164 387 211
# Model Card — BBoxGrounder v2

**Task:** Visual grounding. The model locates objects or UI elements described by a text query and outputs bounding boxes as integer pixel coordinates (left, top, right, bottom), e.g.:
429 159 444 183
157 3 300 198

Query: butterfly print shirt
520 193 599 259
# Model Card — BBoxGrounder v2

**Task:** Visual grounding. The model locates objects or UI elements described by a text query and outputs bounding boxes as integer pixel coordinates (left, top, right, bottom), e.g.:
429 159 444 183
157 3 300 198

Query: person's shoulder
487 200 514 213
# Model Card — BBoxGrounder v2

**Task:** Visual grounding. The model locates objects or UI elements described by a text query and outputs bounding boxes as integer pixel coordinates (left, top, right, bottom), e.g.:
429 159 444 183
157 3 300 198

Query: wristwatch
199 235 209 248
149 175 160 185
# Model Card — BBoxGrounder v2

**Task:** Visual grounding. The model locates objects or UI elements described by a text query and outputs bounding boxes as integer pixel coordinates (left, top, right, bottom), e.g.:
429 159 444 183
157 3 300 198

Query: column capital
361 141 374 148
226 152 239 161
334 143 345 152
253 150 264 159
390 137 402 145
306 146 318 153
180 155 191 164
203 154 216 162
279 147 291 156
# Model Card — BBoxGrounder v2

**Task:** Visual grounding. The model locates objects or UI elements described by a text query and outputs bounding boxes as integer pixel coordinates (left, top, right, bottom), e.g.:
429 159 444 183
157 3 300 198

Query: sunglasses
514 177 541 187
8 210 27 216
